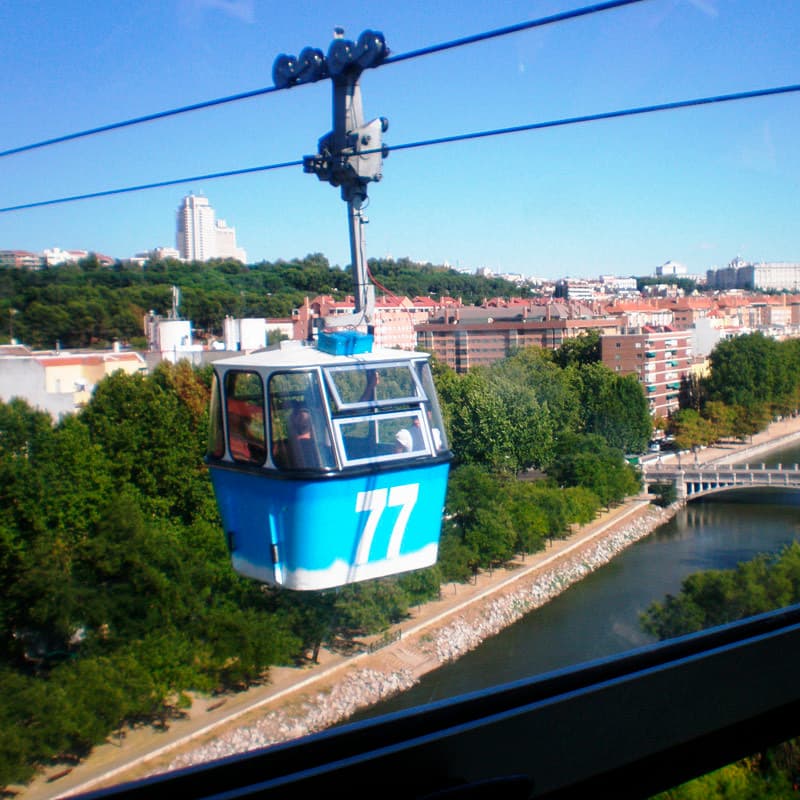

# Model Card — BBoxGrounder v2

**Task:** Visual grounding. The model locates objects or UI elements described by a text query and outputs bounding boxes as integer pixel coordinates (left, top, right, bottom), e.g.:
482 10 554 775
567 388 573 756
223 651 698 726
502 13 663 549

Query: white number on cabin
354 483 420 564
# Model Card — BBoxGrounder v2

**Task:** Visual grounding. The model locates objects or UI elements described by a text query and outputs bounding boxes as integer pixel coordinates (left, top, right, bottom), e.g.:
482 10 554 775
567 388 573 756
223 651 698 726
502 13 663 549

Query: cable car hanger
275 27 390 330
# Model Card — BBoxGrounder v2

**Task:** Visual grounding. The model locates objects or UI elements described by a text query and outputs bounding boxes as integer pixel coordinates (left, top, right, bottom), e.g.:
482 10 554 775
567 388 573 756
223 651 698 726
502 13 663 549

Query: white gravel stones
167 668 414 771
429 506 675 663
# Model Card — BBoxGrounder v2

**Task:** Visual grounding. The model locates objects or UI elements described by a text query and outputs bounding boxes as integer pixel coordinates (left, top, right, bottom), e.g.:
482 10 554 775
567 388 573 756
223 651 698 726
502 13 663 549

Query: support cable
0 0 648 160
2 82 796 215
382 0 648 65
0 159 303 213
384 83 800 155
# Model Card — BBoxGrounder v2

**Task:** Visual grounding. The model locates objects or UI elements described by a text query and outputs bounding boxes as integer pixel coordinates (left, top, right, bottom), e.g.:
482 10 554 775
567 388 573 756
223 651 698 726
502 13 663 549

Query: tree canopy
0 256 532 350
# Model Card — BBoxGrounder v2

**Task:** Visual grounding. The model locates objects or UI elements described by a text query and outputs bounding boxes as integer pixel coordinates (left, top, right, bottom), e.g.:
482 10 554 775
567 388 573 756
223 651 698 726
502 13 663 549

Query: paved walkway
21 415 800 800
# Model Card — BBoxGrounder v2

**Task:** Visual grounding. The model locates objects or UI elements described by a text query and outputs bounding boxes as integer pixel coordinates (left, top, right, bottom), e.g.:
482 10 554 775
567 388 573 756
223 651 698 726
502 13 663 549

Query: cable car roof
212 340 429 371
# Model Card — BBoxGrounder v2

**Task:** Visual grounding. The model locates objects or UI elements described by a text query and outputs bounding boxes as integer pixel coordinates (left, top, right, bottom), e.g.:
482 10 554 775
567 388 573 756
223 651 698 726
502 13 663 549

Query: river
348 443 800 721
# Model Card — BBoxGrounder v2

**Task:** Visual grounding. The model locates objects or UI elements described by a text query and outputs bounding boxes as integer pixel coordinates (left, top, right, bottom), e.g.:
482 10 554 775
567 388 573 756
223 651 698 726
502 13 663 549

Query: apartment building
417 312 621 373
601 329 693 418
0 346 146 419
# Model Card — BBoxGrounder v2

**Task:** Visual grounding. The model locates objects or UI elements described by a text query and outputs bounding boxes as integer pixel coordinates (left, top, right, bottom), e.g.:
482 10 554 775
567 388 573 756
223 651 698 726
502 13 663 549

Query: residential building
601 329 693 418
554 279 595 302
292 294 432 350
222 316 267 351
143 310 204 366
0 250 41 269
175 194 247 263
603 300 674 330
0 345 146 420
214 218 248 262
176 194 217 261
417 305 621 373
656 260 687 278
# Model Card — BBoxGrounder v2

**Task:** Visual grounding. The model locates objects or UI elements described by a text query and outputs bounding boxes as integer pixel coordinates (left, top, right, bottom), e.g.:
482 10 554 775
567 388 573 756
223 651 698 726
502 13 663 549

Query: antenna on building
170 285 181 319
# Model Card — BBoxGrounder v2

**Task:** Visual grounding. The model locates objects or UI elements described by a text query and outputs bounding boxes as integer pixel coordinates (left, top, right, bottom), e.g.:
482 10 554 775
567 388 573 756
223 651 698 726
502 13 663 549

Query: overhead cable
383 0 648 65
385 83 800 154
2 82 796 215
0 0 648 160
0 159 303 213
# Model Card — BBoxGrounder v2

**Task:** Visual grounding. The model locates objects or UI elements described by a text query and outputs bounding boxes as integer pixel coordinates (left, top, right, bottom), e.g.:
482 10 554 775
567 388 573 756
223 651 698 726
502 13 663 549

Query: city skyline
1 1 798 278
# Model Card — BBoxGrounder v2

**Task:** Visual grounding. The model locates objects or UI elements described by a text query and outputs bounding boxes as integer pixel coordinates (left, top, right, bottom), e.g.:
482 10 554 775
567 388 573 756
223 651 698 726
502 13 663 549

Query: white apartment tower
177 194 216 261
176 194 247 263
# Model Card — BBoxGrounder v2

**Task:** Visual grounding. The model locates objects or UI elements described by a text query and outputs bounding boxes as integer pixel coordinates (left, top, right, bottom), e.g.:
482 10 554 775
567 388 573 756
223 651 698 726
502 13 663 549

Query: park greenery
0 256 531 350
0 339 648 786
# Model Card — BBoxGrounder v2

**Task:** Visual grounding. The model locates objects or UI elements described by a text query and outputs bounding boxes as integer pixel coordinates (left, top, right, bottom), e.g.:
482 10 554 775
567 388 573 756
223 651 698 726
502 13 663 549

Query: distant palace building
707 257 800 292
175 194 247 263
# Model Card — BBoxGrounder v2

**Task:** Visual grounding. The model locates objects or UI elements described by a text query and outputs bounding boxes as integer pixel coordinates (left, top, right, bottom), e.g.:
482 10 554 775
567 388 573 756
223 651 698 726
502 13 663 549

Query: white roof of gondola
211 339 429 370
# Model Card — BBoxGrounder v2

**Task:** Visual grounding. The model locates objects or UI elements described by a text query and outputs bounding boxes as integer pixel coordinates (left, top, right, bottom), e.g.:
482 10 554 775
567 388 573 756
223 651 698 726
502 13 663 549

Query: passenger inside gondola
225 371 267 465
286 405 322 469
269 373 335 471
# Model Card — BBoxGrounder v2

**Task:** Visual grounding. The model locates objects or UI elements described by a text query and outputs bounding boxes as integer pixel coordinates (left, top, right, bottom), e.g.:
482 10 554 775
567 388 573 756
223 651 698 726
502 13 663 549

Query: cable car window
224 370 266 465
269 371 336 470
414 360 449 451
333 409 429 466
324 363 424 412
207 373 225 459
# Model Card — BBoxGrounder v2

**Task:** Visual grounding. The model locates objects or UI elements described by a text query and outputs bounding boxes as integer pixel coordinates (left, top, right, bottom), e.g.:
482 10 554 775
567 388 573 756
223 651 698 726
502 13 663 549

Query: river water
349 442 800 721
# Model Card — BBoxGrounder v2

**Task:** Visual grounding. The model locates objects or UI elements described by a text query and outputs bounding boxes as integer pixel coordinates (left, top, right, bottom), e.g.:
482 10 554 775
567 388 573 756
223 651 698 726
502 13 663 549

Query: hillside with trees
0 256 531 350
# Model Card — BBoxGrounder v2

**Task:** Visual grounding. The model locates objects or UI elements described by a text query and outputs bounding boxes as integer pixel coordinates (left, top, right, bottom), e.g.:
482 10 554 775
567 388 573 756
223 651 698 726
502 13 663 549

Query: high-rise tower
176 194 217 261
176 194 247 263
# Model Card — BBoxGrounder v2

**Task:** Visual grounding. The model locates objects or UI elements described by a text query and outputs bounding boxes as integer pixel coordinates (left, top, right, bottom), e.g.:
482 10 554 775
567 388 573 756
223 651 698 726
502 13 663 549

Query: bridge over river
642 460 800 500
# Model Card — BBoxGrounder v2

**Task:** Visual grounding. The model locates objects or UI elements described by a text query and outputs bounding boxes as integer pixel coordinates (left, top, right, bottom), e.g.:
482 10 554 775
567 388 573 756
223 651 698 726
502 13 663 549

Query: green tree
705 333 790 411
577 364 652 453
668 408 717 452
552 330 601 368
436 369 514 470
547 432 640 508
79 367 215 524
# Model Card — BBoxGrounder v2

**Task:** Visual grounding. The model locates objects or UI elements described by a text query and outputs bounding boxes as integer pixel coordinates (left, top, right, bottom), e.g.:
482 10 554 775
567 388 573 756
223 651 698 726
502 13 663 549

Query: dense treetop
0 255 532 349
643 545 800 799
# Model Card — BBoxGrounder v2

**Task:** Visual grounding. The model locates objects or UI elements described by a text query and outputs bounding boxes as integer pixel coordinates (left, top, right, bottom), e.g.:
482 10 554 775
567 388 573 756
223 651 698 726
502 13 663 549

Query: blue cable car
206 333 452 590
206 29 452 590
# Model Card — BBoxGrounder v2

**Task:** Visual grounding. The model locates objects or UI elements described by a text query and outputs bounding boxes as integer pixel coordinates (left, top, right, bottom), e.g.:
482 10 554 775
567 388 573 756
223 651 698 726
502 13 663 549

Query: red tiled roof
34 352 142 368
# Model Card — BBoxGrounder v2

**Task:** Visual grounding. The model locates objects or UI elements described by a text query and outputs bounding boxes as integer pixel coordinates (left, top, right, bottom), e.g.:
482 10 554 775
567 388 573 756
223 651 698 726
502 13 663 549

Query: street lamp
8 308 17 343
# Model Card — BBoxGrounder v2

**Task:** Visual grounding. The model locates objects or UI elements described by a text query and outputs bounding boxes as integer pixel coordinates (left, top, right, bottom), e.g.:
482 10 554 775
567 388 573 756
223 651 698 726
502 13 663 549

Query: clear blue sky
1 0 798 279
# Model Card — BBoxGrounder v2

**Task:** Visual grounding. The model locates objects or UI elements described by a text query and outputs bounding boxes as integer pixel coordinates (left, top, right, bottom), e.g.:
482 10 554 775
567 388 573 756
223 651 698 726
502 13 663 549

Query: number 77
354 483 420 565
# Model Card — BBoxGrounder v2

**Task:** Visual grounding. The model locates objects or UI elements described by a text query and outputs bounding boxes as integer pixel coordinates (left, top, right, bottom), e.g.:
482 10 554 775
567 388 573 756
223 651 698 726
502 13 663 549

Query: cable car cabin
206 336 452 591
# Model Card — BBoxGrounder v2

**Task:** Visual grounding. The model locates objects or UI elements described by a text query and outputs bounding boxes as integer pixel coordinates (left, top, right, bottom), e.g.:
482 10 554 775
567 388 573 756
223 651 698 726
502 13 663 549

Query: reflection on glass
225 370 266 465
